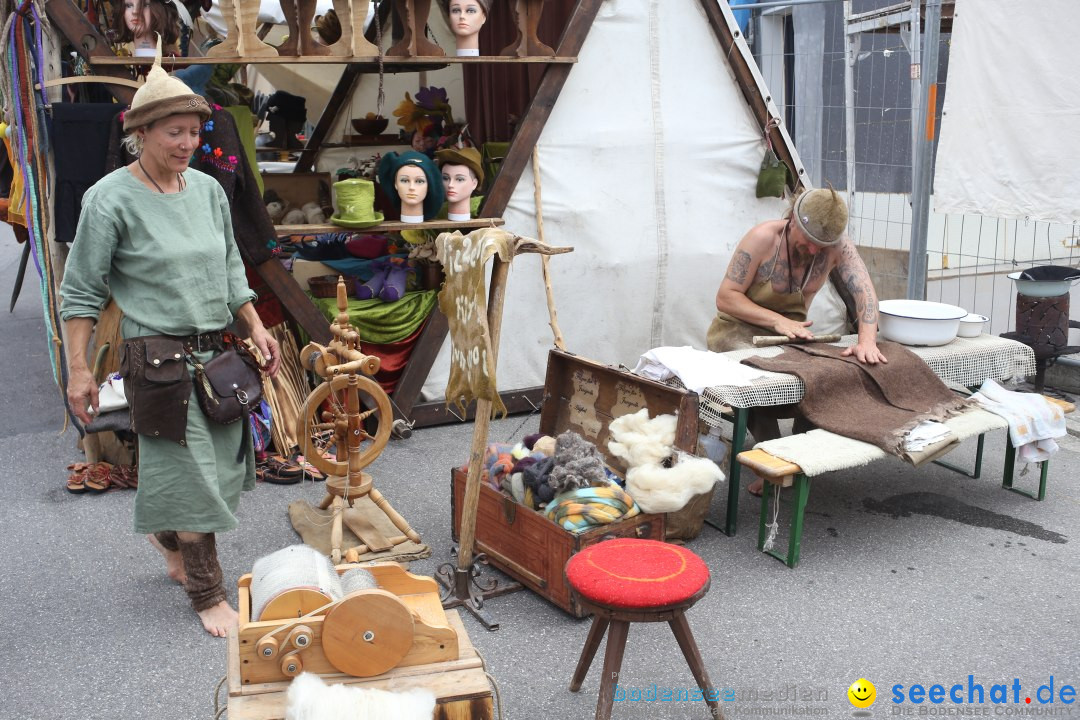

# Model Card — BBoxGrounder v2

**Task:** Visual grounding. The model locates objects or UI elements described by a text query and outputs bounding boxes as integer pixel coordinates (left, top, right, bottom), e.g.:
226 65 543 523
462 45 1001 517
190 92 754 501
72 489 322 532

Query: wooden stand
435 234 572 629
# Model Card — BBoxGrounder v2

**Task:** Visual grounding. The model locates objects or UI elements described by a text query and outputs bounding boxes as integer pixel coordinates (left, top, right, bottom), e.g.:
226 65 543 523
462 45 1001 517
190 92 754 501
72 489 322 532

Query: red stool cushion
565 538 710 609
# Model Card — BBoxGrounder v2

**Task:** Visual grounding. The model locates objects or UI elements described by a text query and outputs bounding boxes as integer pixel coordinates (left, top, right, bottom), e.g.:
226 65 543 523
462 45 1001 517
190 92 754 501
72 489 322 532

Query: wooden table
224 610 494 720
698 335 1038 536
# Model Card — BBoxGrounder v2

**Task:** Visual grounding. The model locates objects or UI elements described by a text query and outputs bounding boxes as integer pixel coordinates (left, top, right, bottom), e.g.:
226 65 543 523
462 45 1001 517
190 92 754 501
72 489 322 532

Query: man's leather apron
706 238 809 352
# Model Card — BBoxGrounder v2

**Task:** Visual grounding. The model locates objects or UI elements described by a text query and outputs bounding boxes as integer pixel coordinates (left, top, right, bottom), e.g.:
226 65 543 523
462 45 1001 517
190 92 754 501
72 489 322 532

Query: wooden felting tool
752 333 843 347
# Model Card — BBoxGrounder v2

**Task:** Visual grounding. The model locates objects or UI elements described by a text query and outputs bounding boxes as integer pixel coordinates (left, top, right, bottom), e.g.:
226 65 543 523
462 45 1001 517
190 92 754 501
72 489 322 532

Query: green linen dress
60 167 258 534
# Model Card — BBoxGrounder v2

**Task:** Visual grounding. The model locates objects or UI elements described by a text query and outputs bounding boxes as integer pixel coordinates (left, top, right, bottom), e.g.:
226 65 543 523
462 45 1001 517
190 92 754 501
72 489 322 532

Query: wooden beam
479 0 606 216
408 387 545 428
252 258 332 344
695 0 805 193
293 0 393 173
390 306 449 420
43 0 137 105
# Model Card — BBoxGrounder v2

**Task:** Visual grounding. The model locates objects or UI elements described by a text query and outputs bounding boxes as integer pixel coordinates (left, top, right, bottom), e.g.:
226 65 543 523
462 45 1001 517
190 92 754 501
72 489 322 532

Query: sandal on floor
109 464 138 489
83 462 114 493
265 454 303 479
66 463 89 494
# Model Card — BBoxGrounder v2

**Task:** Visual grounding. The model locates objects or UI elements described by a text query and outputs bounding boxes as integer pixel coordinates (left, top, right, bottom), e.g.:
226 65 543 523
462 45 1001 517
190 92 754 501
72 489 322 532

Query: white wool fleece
626 453 724 514
607 408 678 467
286 673 436 720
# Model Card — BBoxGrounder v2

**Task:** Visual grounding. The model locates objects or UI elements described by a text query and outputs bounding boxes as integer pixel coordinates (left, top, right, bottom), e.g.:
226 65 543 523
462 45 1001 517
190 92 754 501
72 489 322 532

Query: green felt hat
331 179 384 229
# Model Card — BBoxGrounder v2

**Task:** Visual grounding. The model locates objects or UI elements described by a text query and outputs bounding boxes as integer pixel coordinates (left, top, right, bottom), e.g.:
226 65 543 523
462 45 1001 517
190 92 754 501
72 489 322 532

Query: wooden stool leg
669 611 720 718
569 616 609 692
595 619 629 720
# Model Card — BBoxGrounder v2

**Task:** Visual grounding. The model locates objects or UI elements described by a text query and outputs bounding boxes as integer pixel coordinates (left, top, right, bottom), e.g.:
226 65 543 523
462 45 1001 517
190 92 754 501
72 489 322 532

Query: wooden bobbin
256 635 279 659
287 624 314 650
280 650 303 678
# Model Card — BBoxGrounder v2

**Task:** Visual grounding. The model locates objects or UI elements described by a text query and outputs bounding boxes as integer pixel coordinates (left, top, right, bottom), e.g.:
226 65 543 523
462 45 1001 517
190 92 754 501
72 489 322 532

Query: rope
762 482 781 551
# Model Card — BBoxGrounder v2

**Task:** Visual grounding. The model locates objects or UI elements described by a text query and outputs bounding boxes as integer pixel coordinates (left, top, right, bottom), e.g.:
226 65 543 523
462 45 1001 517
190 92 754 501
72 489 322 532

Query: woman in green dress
60 51 280 638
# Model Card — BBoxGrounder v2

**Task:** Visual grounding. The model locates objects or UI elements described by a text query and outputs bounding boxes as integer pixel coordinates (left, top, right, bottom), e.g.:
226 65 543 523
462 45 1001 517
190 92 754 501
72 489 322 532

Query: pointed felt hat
123 35 211 131
792 187 848 247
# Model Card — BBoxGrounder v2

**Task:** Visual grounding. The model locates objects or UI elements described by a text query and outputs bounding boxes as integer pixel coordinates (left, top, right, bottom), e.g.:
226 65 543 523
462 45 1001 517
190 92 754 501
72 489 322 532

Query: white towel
970 379 1067 463
904 420 952 451
633 346 771 392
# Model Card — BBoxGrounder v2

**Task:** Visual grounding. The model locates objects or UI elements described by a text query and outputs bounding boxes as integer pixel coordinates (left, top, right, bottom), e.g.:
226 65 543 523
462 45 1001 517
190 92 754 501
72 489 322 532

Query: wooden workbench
225 611 494 719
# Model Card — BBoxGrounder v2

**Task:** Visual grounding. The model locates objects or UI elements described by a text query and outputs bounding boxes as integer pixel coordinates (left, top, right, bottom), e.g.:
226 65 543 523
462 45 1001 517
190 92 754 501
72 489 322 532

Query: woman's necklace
138 156 184 194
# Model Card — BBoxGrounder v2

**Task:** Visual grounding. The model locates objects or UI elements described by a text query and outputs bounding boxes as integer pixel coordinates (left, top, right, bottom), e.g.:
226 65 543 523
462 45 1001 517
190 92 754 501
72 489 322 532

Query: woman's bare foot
147 534 187 584
197 600 239 638
747 476 764 497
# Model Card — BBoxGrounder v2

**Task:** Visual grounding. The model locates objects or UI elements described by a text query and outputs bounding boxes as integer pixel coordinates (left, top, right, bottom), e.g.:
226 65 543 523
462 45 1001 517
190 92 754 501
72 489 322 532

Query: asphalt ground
2 231 1079 720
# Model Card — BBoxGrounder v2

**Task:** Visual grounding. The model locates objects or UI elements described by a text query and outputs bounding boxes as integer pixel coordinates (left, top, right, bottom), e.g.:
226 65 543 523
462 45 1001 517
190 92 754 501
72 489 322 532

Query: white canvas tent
412 0 814 398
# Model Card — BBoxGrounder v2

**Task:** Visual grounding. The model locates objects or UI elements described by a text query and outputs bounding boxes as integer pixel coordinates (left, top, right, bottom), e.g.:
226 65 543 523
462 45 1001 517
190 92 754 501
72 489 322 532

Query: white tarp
934 0 1080 225
421 0 794 397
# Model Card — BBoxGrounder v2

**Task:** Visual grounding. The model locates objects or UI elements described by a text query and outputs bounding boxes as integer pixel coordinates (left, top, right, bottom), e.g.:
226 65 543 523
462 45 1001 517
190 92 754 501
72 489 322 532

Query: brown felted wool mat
742 341 972 459
287 497 431 563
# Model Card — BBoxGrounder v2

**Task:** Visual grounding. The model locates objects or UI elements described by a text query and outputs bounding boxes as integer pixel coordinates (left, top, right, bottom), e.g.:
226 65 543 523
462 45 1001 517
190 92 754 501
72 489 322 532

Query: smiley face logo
848 678 876 708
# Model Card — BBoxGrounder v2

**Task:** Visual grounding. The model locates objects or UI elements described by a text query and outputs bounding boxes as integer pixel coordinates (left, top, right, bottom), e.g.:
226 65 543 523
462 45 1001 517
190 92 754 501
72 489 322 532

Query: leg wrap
154 531 180 552
177 534 227 612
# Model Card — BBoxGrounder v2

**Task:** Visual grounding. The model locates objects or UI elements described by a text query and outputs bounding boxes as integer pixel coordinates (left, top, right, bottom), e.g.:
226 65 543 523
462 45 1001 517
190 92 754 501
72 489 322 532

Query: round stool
565 538 719 720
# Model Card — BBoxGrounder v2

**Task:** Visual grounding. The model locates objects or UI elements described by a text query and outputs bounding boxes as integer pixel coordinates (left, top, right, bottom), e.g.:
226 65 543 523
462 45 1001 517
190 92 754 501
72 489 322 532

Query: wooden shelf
275 217 505 235
89 55 577 67
322 134 409 148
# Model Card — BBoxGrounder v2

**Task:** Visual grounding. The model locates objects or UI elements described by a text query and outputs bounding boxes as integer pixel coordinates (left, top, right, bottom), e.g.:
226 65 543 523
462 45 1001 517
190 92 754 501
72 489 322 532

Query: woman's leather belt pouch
119 336 193 445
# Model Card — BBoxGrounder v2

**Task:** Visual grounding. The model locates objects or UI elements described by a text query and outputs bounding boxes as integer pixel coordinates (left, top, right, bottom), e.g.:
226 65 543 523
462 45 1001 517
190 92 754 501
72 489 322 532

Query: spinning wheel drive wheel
297 374 393 478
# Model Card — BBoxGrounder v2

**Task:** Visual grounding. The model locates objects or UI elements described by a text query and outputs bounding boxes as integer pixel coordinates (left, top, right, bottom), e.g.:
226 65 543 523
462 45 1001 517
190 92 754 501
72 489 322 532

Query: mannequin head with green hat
436 146 483 220
376 150 445 223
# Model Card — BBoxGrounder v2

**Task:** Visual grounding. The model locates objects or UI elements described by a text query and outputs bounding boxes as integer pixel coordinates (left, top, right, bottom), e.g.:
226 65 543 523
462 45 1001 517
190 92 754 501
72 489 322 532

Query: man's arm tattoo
726 250 752 285
839 245 878 324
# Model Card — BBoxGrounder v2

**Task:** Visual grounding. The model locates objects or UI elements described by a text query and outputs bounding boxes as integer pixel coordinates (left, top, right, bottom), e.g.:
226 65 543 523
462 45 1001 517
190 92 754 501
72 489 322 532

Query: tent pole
906 0 942 301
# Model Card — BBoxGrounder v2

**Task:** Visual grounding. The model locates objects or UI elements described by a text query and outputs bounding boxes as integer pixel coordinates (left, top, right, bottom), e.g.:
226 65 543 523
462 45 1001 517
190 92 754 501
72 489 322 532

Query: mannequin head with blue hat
376 151 446 223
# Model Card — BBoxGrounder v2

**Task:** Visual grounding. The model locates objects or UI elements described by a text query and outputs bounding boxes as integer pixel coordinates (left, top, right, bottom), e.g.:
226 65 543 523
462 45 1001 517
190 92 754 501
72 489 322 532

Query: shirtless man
707 187 887 495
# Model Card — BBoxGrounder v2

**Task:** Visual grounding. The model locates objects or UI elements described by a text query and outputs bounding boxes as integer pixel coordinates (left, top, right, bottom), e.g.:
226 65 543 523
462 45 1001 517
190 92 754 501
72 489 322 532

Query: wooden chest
451 349 703 617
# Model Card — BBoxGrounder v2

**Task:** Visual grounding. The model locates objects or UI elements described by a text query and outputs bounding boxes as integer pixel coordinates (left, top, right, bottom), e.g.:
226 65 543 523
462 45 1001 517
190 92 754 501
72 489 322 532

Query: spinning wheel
298 373 392 479
296 276 420 562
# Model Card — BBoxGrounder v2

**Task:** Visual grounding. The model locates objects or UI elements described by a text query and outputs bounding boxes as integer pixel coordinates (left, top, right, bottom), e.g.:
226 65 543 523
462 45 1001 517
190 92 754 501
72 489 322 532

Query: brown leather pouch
191 341 263 426
120 337 192 444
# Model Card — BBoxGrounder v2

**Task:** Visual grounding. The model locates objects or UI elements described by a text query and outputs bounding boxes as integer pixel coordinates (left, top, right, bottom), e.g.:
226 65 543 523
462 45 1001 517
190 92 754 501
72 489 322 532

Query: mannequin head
113 0 181 53
440 164 478 214
449 0 488 54
435 146 484 218
395 165 429 219
376 150 446 221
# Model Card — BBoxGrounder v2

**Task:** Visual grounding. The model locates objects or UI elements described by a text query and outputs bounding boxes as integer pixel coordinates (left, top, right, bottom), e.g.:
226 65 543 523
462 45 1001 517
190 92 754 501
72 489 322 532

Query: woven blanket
755 407 1008 477
435 228 516 417
743 341 972 460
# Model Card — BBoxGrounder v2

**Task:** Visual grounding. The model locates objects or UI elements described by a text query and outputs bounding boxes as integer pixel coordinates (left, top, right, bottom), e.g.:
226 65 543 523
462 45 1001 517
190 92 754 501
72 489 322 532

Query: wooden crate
226 610 492 719
261 171 331 212
451 348 704 618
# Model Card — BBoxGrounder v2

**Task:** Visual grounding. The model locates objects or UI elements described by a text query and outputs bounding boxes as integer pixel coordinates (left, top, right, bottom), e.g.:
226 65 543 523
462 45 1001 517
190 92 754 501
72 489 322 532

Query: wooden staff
752 334 843 347
456 255 511 571
531 146 566 350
